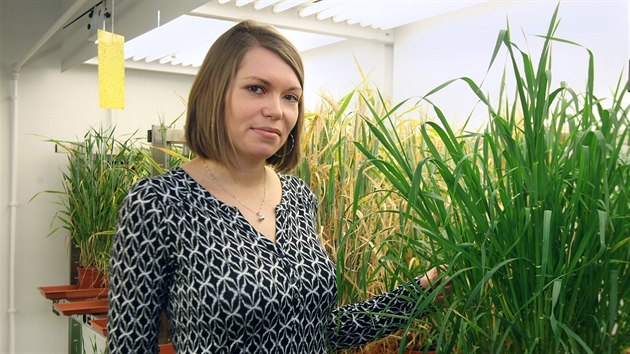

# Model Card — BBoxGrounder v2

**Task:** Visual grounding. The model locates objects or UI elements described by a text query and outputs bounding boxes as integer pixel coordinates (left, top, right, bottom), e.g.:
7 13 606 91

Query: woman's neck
201 158 266 186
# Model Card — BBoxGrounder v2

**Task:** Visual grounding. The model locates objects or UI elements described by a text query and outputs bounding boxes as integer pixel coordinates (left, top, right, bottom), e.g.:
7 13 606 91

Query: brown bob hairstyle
185 20 304 173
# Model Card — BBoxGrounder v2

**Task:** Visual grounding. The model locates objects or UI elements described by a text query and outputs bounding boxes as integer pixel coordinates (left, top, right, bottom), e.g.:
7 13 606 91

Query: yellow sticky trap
98 30 125 109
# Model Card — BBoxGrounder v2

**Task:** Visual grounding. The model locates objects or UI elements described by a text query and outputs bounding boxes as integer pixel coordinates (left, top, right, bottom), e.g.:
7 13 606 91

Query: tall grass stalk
297 86 444 352
300 90 396 303
42 127 150 275
356 5 629 353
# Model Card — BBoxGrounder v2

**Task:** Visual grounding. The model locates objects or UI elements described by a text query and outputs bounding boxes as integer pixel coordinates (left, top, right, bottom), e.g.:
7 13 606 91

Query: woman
108 20 444 353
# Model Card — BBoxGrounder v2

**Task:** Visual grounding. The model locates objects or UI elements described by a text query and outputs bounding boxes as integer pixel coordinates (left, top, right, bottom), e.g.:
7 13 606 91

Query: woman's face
224 46 302 166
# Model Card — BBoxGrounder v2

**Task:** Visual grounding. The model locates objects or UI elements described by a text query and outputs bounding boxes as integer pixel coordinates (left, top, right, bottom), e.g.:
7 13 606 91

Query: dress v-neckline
181 167 284 244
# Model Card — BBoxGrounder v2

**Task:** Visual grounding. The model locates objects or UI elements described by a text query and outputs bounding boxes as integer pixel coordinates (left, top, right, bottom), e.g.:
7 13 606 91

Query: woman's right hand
419 266 451 304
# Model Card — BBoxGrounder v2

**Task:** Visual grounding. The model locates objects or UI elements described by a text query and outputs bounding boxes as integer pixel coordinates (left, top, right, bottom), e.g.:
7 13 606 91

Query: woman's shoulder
127 167 191 204
280 173 309 191
279 173 317 202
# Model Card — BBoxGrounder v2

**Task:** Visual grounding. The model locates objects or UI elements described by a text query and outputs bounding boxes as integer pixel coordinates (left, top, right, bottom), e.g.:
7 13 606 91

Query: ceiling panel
86 0 487 73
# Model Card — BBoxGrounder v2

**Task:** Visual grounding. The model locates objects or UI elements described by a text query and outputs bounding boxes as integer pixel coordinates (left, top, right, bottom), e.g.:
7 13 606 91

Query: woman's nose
262 95 283 120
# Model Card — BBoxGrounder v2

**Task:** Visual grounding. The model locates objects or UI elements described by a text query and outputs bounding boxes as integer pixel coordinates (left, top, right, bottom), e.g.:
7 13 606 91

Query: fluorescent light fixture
123 14 346 69
254 0 282 10
316 7 338 21
278 27 345 52
125 16 234 65
107 0 490 73
273 0 309 14
235 0 255 7
158 56 173 65
299 1 335 18
332 14 350 23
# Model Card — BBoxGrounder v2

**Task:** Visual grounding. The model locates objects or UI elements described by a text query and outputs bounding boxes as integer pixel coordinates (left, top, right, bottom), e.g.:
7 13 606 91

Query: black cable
62 0 105 30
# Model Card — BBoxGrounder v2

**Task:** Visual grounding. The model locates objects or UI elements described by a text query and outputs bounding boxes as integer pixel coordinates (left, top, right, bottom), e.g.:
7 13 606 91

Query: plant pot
78 267 106 289
38 284 108 300
159 343 175 354
53 299 108 316
89 317 108 336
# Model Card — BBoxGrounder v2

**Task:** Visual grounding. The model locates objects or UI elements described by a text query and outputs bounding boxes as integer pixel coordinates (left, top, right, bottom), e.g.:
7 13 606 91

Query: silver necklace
202 160 267 222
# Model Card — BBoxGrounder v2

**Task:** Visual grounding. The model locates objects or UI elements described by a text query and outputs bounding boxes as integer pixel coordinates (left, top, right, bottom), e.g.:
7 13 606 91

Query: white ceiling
89 0 487 73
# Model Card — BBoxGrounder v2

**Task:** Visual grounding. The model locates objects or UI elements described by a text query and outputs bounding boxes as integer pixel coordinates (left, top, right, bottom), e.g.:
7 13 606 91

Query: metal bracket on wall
147 125 188 177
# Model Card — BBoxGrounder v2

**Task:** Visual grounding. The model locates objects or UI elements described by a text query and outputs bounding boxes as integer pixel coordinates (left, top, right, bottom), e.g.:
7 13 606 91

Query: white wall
1 1 194 353
0 1 9 351
12 55 193 354
302 38 392 111
392 0 629 130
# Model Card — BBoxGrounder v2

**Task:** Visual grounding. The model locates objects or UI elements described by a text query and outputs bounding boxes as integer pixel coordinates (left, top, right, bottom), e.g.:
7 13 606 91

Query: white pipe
8 1 87 352
8 67 19 354
106 108 117 130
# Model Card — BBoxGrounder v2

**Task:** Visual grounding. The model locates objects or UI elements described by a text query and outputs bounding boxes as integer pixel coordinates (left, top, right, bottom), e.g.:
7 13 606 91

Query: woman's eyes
283 94 299 103
248 85 264 94
247 85 299 103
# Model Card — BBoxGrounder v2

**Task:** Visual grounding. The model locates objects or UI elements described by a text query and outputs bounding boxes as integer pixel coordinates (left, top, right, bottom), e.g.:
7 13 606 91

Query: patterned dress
108 167 427 353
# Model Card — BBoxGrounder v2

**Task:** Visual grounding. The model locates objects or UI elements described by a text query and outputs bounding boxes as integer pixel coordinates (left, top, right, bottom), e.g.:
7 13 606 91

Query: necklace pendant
257 212 265 222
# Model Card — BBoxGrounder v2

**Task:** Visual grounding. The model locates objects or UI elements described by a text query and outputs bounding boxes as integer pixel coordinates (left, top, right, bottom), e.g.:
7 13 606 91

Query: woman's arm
107 179 173 353
326 268 446 350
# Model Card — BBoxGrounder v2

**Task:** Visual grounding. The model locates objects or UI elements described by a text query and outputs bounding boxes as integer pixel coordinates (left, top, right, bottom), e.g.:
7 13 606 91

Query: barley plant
41 127 152 277
355 5 629 354
299 87 415 301
295 82 448 353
